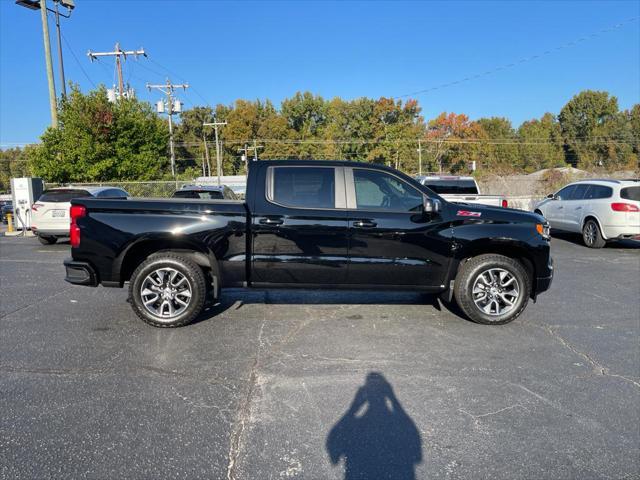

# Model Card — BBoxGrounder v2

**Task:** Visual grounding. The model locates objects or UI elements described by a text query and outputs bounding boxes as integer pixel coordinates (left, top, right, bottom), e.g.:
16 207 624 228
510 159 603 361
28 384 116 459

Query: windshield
421 179 478 195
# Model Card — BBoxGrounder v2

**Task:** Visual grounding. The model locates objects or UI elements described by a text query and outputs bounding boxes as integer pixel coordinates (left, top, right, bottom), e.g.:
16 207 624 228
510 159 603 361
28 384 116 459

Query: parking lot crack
226 319 265 480
539 323 640 389
459 404 528 425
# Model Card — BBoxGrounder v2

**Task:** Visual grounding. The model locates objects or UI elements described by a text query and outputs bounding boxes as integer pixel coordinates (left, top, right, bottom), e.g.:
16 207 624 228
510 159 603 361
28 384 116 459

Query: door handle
353 220 377 228
259 217 283 225
558 206 563 210
576 206 582 210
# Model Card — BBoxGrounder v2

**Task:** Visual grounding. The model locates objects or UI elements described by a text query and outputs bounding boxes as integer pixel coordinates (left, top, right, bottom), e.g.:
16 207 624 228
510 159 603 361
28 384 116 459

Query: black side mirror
423 196 441 214
546 193 556 200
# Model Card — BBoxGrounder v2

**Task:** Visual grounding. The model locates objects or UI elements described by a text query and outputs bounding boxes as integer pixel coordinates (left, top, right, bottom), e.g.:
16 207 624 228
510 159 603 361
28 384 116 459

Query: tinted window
98 189 128 198
173 190 224 200
556 185 577 201
584 185 613 200
354 169 423 212
272 167 335 209
620 186 640 201
421 179 478 195
39 189 91 203
223 188 237 200
571 184 590 200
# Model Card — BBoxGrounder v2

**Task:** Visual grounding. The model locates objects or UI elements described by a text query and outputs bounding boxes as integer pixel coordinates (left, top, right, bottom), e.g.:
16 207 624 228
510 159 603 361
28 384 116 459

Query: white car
31 186 128 245
534 179 640 248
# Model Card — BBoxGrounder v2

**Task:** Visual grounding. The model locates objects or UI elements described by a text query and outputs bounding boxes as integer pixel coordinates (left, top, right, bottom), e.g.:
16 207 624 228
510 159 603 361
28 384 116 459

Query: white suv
31 186 128 245
534 179 640 248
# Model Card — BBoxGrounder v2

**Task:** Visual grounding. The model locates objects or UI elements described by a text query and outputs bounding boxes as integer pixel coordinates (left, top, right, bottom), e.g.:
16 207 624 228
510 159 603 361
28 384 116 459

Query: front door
546 184 577 230
251 165 349 285
345 167 452 287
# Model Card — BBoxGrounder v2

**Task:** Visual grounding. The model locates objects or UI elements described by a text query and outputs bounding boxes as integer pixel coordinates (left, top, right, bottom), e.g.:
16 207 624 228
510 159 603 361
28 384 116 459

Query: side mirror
423 196 441 214
546 193 555 200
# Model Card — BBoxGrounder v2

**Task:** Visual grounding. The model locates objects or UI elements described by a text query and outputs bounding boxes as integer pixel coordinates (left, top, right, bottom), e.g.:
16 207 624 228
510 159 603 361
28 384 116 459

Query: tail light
501 199 508 208
611 202 639 212
69 205 86 248
31 203 44 212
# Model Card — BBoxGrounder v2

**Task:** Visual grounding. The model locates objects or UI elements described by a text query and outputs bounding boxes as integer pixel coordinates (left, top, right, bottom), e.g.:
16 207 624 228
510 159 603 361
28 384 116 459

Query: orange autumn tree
425 112 485 173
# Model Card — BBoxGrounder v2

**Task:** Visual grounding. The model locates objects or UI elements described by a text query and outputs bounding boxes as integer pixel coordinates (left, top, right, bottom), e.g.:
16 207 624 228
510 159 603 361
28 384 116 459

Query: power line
60 31 96 88
395 17 639 99
148 57 212 107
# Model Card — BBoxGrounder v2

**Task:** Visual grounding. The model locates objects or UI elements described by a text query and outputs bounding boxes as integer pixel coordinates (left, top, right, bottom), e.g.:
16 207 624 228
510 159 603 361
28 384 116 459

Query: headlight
536 223 550 240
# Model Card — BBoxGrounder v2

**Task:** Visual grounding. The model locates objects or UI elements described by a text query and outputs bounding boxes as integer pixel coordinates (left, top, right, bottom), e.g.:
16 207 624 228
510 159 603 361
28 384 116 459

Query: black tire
128 253 206 328
454 254 530 325
38 235 57 245
582 219 606 248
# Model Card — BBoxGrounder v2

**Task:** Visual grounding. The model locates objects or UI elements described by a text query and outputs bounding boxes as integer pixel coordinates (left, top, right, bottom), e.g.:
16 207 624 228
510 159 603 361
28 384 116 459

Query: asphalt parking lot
1 231 639 480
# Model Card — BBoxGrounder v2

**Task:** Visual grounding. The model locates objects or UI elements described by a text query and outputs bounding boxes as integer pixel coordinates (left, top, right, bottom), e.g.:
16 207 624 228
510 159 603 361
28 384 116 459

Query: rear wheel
129 253 206 327
582 219 606 248
38 235 57 245
454 254 530 325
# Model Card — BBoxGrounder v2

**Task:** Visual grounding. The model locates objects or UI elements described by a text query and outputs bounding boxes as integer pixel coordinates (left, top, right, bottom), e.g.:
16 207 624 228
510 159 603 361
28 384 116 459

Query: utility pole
203 121 227 185
147 78 189 178
88 43 146 97
248 139 263 161
238 144 250 174
202 134 211 177
417 139 423 176
40 0 58 127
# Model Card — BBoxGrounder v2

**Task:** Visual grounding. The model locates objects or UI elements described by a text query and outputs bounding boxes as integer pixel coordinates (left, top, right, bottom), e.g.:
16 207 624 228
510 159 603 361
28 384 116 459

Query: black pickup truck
64 160 553 327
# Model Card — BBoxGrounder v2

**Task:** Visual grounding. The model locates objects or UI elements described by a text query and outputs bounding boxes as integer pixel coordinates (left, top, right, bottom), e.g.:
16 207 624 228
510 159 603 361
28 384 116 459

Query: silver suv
534 179 639 248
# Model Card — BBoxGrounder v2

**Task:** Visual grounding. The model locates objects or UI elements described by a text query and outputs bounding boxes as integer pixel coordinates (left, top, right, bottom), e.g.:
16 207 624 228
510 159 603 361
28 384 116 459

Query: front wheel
454 254 530 325
129 253 206 327
582 219 606 248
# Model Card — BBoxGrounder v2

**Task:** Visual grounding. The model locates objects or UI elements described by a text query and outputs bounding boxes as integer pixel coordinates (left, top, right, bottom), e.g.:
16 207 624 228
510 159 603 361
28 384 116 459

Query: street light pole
39 0 58 127
53 1 66 97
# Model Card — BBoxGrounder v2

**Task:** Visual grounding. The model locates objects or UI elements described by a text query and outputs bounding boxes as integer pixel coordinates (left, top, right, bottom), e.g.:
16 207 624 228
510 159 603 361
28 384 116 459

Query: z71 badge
457 210 482 217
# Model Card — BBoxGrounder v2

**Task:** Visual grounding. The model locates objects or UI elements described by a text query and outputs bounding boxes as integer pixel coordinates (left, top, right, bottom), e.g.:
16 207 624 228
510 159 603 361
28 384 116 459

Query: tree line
1 86 638 191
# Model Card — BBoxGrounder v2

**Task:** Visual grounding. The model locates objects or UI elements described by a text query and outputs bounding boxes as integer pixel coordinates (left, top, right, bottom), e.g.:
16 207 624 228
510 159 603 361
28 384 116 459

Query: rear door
345 167 452 287
251 165 349 285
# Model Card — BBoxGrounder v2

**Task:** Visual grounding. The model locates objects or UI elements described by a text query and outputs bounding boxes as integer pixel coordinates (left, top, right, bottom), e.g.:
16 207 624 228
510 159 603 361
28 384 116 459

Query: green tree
517 113 566 172
28 85 169 182
475 117 518 172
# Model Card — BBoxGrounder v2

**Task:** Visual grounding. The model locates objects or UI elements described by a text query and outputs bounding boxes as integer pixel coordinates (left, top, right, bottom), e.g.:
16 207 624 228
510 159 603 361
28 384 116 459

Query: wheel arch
454 240 536 297
115 236 221 286
582 214 607 239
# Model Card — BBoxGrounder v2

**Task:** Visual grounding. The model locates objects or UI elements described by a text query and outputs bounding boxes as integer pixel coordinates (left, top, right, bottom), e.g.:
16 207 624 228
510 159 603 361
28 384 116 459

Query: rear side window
39 189 91 202
421 179 478 194
584 185 613 200
271 167 335 209
620 186 640 201
98 189 128 198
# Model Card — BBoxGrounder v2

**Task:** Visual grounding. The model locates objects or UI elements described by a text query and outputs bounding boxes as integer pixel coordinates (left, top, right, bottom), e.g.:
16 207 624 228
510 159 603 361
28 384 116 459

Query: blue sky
1 0 639 145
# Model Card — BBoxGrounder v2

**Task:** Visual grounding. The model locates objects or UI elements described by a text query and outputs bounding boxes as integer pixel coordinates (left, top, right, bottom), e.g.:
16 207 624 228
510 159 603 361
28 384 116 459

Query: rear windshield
39 189 91 203
620 186 640 201
421 179 478 195
172 190 224 200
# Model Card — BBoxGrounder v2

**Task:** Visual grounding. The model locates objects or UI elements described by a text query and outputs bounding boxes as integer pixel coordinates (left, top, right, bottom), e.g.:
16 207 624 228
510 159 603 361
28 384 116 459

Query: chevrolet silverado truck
64 160 553 327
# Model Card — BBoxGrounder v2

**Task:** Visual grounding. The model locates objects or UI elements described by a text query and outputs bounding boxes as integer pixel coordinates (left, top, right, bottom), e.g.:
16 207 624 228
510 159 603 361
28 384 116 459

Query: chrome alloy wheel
140 267 192 320
471 268 520 316
584 222 597 246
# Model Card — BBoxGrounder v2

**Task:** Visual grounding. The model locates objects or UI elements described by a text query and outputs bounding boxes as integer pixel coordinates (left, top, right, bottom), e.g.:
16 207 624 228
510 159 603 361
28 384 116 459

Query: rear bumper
33 227 69 237
602 224 640 240
64 258 98 287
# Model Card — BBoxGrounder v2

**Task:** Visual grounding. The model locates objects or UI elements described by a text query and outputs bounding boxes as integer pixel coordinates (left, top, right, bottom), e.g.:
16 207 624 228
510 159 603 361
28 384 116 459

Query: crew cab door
250 165 349 285
345 167 452 287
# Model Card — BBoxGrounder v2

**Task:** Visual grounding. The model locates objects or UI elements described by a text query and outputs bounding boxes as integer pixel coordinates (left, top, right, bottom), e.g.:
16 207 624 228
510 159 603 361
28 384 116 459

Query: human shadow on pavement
326 372 422 480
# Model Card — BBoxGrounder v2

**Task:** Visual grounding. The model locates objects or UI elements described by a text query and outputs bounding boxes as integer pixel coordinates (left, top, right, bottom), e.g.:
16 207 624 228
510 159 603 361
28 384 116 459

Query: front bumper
534 256 554 296
64 258 98 287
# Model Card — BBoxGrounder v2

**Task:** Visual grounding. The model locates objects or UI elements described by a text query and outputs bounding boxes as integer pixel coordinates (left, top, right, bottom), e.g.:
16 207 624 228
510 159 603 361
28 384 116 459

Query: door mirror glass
423 196 441 214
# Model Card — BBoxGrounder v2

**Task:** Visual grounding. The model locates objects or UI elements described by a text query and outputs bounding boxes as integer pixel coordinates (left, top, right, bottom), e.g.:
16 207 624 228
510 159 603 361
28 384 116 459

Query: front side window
571 184 590 200
556 185 577 201
353 169 423 212
271 167 335 209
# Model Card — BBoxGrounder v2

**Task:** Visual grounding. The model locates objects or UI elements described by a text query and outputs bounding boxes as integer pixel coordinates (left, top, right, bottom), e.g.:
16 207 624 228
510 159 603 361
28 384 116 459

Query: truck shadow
195 289 470 325
326 372 422 480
